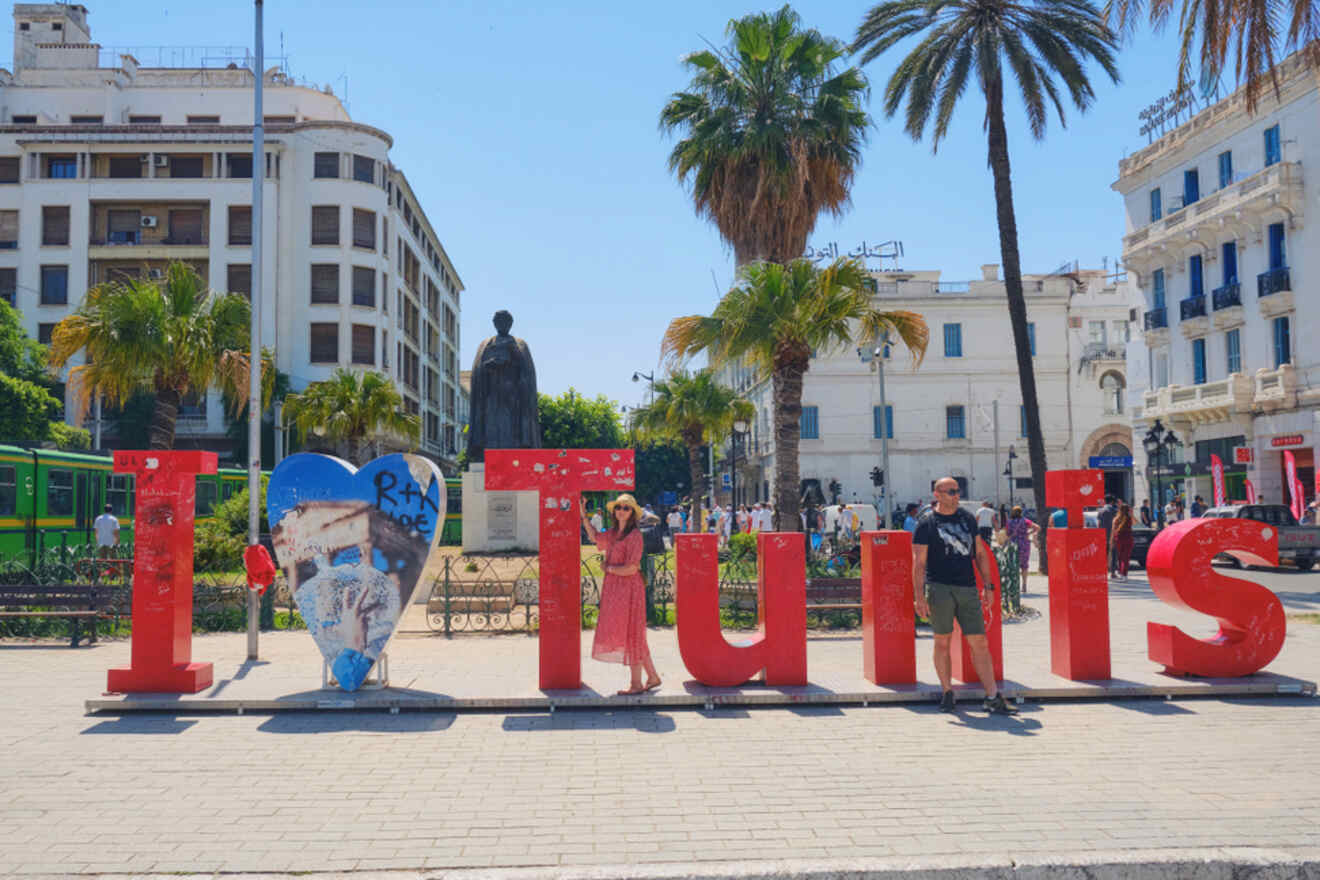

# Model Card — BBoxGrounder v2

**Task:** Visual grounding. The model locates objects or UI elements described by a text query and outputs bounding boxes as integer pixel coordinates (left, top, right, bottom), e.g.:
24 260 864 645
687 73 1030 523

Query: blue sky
52 1 1187 410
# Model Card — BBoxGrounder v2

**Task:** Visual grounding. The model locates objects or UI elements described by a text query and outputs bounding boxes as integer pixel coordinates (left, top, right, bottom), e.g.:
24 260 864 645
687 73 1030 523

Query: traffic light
870 466 884 487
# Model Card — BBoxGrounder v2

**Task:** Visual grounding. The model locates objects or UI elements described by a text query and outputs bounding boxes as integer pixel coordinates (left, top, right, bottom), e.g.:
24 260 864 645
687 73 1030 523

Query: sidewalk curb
50 846 1320 879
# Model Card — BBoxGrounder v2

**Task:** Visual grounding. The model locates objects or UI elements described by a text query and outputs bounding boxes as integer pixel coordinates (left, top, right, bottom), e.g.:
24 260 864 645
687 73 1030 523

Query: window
1183 168 1199 205
170 155 203 178
1268 222 1286 269
310 264 340 304
195 480 217 517
1101 373 1125 415
227 153 253 178
41 206 70 245
1226 328 1241 374
0 268 15 306
39 265 67 305
1088 321 1107 345
872 405 893 439
1218 151 1233 188
1019 405 1028 437
309 323 339 363
1192 338 1207 384
11 115 36 124
1113 319 1130 344
946 405 966 439
1027 322 1036 356
46 469 73 516
800 406 819 439
1152 268 1165 309
226 264 251 298
1272 316 1290 367
0 465 15 515
352 208 376 249
228 206 252 245
352 266 375 307
37 322 55 344
1189 254 1203 297
311 206 339 245
1154 351 1169 388
168 209 203 244
1264 124 1281 166
46 156 76 178
0 157 19 183
186 115 220 124
1221 241 1237 284
107 475 134 516
943 323 962 357
70 115 103 124
104 208 139 245
352 154 374 183
263 115 295 125
0 210 17 249
128 115 161 124
351 324 375 365
313 152 339 178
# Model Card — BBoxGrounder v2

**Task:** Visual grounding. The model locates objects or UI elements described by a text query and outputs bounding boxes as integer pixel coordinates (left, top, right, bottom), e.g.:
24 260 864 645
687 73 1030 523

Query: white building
718 263 1142 515
0 3 465 469
1117 50 1317 510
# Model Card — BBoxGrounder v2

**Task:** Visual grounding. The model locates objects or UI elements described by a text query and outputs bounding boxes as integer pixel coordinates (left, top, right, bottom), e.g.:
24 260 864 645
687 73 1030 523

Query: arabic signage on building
1233 446 1254 464
1088 455 1133 469
1270 434 1306 448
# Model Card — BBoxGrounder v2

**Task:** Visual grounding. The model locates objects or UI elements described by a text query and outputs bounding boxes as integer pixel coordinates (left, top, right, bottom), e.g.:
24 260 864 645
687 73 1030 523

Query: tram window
195 480 218 516
107 475 134 516
0 465 15 515
47 469 74 516
222 481 235 501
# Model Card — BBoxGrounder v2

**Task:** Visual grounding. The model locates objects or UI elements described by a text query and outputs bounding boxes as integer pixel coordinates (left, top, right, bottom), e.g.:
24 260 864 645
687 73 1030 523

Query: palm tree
664 258 928 532
1105 0 1318 113
853 0 1119 552
660 5 870 265
282 368 420 465
48 262 254 449
628 369 755 531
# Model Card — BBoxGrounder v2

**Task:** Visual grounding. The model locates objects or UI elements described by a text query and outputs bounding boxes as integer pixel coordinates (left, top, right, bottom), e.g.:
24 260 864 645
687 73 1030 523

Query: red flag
1295 478 1307 522
1284 451 1301 520
1210 454 1226 507
1245 478 1257 503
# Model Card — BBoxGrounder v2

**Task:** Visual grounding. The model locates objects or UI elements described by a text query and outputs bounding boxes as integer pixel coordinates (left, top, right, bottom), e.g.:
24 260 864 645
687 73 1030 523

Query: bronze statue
467 310 541 462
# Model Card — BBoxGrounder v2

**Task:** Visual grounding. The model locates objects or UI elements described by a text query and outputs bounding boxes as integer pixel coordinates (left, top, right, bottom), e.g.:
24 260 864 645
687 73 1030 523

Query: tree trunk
985 78 1050 572
685 438 705 534
148 386 180 450
771 363 804 532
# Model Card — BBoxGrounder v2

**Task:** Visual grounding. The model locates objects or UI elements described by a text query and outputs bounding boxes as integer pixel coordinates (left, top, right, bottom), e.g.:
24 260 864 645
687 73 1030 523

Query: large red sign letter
107 450 216 694
860 530 915 685
675 532 807 686
949 550 1003 683
1044 468 1111 680
1146 517 1286 677
484 449 635 690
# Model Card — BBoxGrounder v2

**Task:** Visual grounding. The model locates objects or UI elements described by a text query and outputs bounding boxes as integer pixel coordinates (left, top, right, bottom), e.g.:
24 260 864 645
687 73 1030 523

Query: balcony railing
1258 267 1291 297
1212 283 1241 310
1179 296 1206 320
1144 307 1168 330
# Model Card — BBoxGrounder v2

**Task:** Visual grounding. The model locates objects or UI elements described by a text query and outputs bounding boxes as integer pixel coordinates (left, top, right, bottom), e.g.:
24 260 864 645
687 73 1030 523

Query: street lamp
632 370 655 407
730 418 749 508
1003 445 1018 507
1143 418 1181 528
858 334 891 528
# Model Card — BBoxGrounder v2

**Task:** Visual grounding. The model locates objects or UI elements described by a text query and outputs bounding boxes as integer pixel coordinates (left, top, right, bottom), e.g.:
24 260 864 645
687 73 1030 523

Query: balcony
1142 373 1254 425
1122 162 1304 270
1211 282 1245 329
1253 364 1298 412
1143 307 1168 330
1257 267 1294 318
1179 295 1208 337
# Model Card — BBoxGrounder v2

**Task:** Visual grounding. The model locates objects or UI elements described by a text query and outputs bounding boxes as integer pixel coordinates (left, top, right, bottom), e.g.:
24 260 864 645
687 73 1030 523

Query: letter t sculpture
484 449 636 690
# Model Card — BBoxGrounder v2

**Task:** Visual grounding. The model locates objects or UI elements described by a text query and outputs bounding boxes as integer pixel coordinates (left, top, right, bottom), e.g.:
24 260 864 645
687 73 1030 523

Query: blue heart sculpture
267 453 445 691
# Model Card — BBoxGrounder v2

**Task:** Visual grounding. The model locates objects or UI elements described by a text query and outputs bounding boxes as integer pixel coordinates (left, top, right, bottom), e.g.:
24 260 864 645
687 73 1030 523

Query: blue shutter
1273 317 1291 367
1192 338 1206 384
1268 223 1286 269
1027 322 1036 356
1264 125 1281 166
1183 168 1199 204
1226 329 1241 374
1150 188 1162 222
801 406 819 439
1152 269 1165 309
946 406 965 439
1218 151 1232 188
1221 241 1237 284
943 323 963 357
1189 255 1203 297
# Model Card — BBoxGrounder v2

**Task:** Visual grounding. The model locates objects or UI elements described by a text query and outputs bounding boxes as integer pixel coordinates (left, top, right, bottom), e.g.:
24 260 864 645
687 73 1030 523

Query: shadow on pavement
502 710 677 734
82 716 197 735
1109 698 1198 715
946 706 1043 735
258 712 458 734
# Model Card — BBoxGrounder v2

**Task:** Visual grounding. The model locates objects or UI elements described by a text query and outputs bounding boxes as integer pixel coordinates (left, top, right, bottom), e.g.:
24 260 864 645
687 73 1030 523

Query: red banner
1284 451 1301 520
1245 478 1257 503
1296 478 1307 522
1210 454 1225 507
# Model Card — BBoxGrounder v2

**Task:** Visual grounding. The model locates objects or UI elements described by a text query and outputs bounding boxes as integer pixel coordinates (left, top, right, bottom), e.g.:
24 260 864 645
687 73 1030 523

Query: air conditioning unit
153 155 169 167
148 268 164 279
140 216 158 228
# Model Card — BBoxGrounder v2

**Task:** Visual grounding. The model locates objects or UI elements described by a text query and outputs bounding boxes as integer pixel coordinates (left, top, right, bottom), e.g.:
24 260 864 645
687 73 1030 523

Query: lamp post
858 334 891 528
730 418 748 508
1143 418 1181 528
632 370 655 407
1003 444 1018 507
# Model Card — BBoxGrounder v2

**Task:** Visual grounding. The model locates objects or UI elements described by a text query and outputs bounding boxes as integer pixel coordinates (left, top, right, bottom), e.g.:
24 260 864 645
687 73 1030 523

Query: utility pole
246 0 264 661
992 399 1000 511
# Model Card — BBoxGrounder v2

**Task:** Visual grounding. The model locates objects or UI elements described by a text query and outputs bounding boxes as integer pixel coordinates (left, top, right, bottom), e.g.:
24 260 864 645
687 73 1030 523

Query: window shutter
309 323 339 363
311 206 339 245
0 210 17 243
352 267 375 307
352 209 375 249
351 324 374 365
313 152 339 178
310 264 339 304
228 206 252 245
227 264 251 298
42 206 70 245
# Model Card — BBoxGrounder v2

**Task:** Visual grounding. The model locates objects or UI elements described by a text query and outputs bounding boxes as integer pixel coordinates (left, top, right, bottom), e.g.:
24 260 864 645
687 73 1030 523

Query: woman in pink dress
578 493 661 695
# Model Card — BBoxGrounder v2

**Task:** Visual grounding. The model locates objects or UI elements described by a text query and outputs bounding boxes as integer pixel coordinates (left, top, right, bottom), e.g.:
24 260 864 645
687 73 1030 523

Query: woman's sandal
617 685 646 696
643 678 662 693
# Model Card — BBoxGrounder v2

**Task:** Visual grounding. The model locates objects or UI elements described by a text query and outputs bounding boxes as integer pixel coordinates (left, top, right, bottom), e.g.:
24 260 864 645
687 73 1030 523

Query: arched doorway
1096 441 1132 501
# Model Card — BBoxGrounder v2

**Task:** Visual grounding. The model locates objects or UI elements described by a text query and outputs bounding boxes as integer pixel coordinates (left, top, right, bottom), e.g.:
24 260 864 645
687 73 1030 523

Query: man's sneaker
939 690 956 713
983 693 1018 715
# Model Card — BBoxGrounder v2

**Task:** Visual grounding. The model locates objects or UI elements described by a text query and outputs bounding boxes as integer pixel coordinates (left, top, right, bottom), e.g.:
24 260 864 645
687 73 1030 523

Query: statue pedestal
461 463 540 553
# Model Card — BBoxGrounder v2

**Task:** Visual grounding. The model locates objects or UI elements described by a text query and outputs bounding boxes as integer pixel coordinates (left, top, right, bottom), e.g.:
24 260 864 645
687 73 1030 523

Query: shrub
193 477 269 573
727 531 757 562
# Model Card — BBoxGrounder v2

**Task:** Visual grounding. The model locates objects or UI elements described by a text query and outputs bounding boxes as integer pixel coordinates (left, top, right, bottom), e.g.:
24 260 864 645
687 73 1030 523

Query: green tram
0 444 248 563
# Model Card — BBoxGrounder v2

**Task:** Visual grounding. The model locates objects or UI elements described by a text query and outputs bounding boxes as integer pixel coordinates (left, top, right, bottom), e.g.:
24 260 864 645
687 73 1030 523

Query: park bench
0 584 121 647
805 577 862 616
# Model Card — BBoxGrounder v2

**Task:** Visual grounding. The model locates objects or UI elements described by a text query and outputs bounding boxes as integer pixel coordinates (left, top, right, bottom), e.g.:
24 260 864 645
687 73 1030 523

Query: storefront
1088 448 1133 502
1263 432 1314 510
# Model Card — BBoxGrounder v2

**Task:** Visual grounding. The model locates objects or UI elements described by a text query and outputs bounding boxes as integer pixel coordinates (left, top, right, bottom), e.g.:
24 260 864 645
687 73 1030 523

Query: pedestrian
1111 502 1135 580
913 477 1016 715
1003 506 1039 595
1098 495 1117 576
1306 497 1320 525
1190 495 1205 517
903 503 919 533
578 494 661 696
976 499 996 545
1139 499 1152 528
666 506 683 535
1163 497 1178 524
749 502 762 533
736 505 750 534
93 503 119 559
589 506 604 535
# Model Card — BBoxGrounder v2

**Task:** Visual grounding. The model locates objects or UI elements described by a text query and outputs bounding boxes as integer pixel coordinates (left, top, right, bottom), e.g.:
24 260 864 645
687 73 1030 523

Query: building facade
718 263 1141 514
0 3 465 469
1117 51 1317 510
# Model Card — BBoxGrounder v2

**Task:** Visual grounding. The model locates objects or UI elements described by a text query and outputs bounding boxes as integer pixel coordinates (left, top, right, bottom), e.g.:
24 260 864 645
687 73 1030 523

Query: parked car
1129 526 1155 569
1201 505 1319 570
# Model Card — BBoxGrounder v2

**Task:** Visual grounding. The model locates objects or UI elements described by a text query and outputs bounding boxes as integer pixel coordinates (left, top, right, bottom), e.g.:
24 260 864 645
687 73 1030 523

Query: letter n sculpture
1045 469 1111 680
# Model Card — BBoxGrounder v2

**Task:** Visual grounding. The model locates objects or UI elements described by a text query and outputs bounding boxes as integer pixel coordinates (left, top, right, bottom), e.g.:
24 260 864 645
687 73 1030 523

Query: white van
821 504 879 535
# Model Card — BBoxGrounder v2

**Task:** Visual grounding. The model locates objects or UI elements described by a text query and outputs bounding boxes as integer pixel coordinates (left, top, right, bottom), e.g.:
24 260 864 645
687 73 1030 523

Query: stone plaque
488 494 517 540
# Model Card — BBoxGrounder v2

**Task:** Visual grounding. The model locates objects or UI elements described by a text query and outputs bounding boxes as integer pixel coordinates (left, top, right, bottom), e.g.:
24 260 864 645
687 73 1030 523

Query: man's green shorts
925 580 985 636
